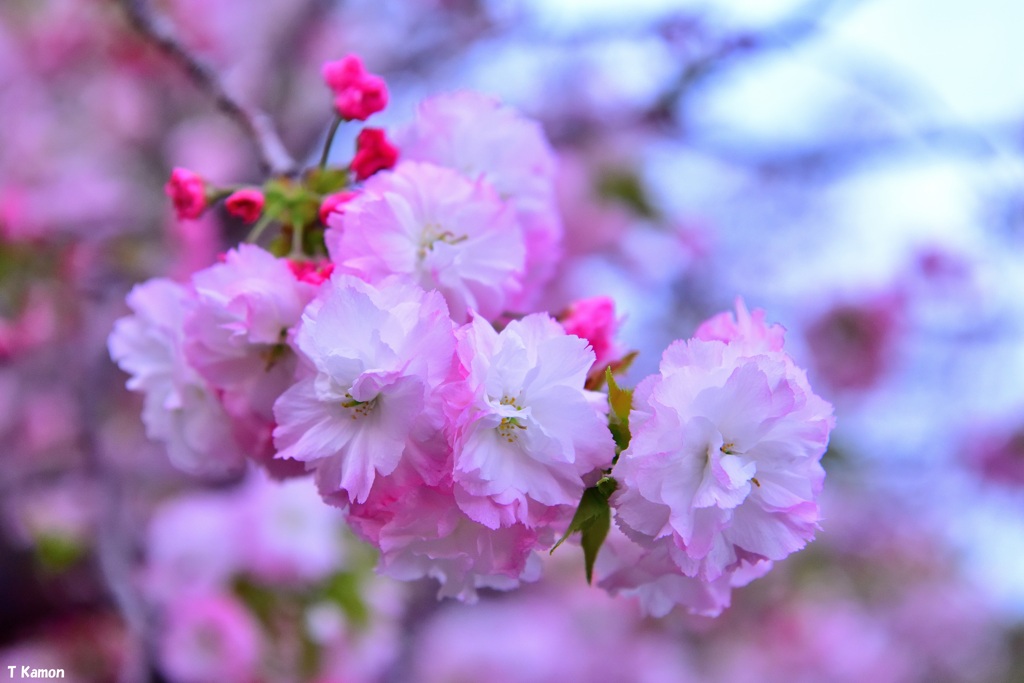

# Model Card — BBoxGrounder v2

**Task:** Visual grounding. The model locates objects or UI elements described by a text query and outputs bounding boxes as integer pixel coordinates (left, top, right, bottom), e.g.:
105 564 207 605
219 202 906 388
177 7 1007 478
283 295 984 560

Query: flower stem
319 116 343 169
289 222 305 259
244 213 274 244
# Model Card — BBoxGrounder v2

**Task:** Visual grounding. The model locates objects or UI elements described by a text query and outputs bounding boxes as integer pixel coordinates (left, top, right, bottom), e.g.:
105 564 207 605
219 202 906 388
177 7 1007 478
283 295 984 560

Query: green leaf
550 478 619 584
581 499 611 584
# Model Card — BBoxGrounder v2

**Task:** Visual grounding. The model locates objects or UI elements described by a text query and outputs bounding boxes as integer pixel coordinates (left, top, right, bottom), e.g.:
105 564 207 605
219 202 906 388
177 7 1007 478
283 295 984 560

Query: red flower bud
351 128 399 181
322 55 388 121
225 189 265 224
318 190 358 226
165 167 207 220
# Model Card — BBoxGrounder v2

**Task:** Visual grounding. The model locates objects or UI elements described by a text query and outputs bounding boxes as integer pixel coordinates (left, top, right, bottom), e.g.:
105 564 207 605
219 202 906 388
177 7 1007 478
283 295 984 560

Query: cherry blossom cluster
109 54 834 615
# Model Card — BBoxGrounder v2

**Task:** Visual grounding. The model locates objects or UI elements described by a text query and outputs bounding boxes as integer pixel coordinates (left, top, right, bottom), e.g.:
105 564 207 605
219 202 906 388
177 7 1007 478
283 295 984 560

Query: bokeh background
2 0 1024 680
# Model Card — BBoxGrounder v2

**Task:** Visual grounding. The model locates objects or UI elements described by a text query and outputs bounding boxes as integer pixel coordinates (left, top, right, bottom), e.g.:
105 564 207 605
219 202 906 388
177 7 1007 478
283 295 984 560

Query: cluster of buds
163 55 398 260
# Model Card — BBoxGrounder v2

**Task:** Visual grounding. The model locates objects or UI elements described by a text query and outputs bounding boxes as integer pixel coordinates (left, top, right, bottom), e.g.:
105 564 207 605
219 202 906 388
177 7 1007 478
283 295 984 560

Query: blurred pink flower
108 278 246 477
159 593 263 683
804 292 904 393
145 492 243 602
238 473 347 583
397 90 562 311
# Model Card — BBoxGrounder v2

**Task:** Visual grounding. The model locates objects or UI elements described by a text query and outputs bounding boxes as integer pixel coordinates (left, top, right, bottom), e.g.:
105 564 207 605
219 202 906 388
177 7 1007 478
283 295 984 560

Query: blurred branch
77 345 162 683
117 0 299 177
647 0 864 126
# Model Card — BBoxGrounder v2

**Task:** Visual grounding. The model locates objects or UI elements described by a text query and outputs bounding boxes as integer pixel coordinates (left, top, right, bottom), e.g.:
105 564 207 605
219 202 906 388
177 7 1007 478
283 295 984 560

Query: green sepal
606 367 632 422
583 350 638 391
550 477 618 584
605 367 633 454
263 179 320 232
304 167 349 195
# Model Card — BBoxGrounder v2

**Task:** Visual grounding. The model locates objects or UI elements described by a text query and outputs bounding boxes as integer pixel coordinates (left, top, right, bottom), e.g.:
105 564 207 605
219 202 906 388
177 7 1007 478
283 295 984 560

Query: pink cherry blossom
108 278 246 477
612 300 834 581
273 274 455 505
397 90 562 311
446 313 615 529
326 161 525 323
164 167 207 220
596 525 771 617
346 463 545 602
695 296 785 354
183 244 318 425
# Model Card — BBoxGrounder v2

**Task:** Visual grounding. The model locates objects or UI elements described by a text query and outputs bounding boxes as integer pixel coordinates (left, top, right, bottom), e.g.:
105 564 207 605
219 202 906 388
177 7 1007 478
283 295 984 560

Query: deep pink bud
322 54 389 121
224 189 265 224
351 128 399 181
321 54 366 91
165 168 207 220
288 259 335 285
560 296 622 370
333 74 389 121
318 190 358 225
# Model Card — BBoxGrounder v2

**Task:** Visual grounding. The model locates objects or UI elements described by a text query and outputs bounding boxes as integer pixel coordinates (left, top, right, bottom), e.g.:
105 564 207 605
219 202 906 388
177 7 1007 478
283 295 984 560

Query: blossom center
341 392 379 420
496 394 527 443
418 223 468 259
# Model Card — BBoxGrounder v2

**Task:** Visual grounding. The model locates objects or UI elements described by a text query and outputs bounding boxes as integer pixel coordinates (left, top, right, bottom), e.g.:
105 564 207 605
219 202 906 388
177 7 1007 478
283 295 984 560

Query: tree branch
118 0 299 177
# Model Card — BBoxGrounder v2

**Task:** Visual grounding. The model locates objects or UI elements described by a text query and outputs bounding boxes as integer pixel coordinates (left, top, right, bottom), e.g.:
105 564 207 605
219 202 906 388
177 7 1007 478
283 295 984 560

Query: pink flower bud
224 189 265 224
560 296 622 370
333 75 389 121
322 54 389 121
351 128 399 181
165 167 207 220
321 54 366 91
288 259 335 285
318 190 358 225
